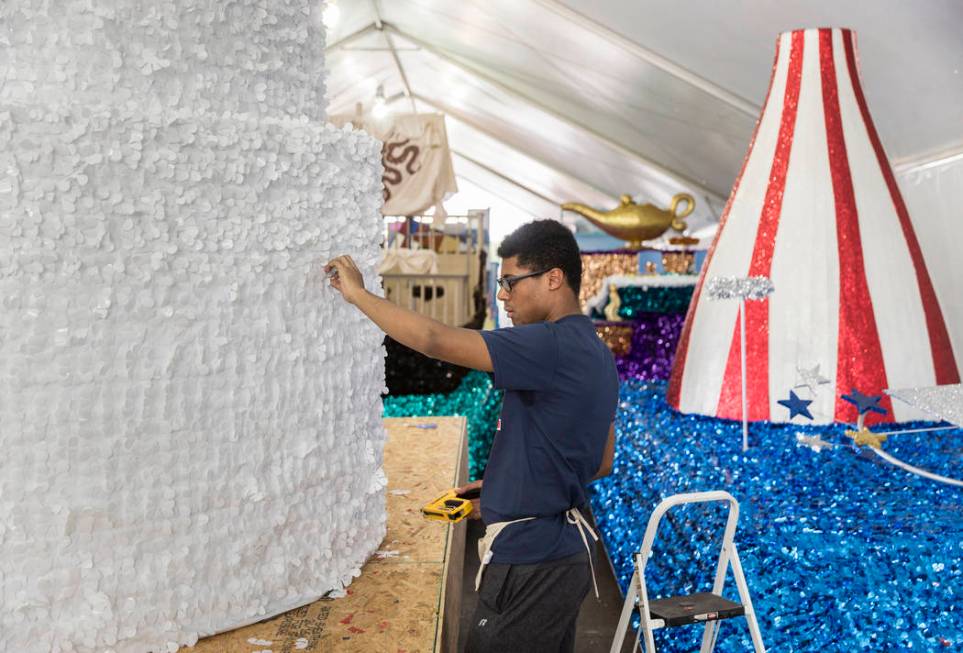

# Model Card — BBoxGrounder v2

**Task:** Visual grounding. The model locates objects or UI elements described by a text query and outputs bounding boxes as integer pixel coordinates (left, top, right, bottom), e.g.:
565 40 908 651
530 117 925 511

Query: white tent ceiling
324 0 963 244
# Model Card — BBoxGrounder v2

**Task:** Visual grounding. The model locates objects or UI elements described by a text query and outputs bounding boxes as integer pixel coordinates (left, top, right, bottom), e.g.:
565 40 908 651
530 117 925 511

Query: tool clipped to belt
421 486 480 523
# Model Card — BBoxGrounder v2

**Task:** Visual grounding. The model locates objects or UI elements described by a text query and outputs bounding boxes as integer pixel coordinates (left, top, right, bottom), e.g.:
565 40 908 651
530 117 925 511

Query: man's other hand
455 479 484 520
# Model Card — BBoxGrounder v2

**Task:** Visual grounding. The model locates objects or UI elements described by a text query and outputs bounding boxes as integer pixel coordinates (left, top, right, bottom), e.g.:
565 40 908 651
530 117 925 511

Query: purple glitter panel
610 313 687 381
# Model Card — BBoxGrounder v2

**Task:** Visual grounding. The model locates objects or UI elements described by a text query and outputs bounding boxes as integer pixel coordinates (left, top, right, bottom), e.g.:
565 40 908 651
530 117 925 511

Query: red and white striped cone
667 28 959 426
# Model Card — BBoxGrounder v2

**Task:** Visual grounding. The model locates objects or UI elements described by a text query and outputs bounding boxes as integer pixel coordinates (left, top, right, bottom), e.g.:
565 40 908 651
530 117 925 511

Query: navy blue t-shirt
479 314 619 564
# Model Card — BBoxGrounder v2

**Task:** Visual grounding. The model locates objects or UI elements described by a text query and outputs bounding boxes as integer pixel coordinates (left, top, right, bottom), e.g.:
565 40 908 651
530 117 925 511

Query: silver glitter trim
705 275 775 301
886 384 963 427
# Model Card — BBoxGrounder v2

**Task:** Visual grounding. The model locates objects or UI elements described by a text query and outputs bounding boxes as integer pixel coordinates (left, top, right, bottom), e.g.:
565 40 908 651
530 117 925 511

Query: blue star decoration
841 388 888 416
778 390 814 420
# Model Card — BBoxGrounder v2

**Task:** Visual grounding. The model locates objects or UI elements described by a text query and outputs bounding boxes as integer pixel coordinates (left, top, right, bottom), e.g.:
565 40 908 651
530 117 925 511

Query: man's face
497 256 548 325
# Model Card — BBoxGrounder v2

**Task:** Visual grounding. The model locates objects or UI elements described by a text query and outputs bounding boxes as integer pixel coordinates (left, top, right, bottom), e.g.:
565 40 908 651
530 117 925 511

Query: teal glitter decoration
616 285 695 318
590 379 963 651
383 371 503 481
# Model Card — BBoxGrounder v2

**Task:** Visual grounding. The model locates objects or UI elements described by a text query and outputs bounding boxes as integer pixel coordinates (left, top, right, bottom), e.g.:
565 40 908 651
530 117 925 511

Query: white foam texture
0 1 388 651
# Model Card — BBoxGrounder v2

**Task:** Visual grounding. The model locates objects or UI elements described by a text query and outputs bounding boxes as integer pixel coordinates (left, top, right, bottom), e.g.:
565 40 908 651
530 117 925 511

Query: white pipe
739 298 748 451
871 448 963 487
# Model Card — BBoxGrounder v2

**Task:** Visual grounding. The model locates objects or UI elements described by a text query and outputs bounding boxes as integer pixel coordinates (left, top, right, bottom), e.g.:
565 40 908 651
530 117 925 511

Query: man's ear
547 267 565 290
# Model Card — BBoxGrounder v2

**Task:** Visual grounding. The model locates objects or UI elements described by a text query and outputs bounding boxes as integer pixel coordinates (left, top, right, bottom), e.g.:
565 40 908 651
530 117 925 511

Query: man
325 219 619 652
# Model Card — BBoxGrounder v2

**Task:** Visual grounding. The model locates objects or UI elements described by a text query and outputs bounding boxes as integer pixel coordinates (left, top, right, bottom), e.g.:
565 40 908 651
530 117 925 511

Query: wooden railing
381 273 472 327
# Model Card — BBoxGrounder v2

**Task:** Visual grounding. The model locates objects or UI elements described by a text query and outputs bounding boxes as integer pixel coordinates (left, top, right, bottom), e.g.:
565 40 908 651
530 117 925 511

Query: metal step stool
610 491 766 652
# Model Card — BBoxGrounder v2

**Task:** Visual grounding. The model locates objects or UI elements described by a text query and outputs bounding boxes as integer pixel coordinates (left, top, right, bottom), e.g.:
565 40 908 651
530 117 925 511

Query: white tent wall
896 158 963 369
558 0 963 163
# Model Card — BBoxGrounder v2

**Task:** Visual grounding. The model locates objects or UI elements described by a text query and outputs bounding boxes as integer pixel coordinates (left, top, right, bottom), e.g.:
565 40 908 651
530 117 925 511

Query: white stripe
767 29 841 424
832 29 934 422
677 33 797 416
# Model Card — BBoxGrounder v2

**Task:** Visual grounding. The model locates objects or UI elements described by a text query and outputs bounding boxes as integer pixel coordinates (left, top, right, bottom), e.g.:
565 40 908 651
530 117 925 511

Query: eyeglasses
496 269 551 293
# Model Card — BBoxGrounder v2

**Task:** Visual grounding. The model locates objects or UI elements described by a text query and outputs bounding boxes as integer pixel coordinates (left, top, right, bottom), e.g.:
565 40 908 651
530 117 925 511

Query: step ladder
610 491 766 653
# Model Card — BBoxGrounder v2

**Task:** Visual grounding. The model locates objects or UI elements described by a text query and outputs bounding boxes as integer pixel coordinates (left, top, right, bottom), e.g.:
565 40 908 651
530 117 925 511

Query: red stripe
842 31 959 385
666 34 785 410
714 308 744 419
820 29 893 425
716 30 804 421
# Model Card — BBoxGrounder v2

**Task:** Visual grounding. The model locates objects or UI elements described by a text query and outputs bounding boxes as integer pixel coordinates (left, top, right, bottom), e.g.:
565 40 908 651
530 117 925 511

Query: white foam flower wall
0 1 388 651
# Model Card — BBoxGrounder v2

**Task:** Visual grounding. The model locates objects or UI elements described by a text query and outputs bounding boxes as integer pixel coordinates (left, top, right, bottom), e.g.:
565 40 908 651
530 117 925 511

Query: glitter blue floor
590 379 963 651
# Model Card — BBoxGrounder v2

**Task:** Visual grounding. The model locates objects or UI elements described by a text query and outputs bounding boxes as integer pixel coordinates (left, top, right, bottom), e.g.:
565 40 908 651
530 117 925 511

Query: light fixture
371 83 389 119
322 0 340 29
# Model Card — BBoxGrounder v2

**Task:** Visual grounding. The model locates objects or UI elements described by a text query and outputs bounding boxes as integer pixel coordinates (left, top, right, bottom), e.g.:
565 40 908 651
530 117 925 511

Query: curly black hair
497 219 582 296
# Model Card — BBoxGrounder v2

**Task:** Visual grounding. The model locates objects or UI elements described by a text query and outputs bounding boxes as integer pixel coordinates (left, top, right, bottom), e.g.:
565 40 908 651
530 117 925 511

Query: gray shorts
465 552 592 653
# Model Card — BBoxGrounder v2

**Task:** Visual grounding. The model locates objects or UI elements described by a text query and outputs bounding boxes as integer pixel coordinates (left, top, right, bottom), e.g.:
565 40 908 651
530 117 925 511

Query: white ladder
610 491 766 653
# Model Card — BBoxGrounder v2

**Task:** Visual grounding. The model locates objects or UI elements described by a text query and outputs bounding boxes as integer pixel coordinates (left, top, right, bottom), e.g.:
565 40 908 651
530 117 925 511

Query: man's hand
454 479 483 520
321 254 493 373
324 255 366 304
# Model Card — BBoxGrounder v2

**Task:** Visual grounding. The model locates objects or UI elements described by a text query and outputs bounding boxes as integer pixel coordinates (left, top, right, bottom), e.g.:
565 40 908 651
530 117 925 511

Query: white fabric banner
330 112 458 220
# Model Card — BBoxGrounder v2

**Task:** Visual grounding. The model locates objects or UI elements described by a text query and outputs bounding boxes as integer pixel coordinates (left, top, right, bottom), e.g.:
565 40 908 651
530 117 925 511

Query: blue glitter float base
591 379 963 651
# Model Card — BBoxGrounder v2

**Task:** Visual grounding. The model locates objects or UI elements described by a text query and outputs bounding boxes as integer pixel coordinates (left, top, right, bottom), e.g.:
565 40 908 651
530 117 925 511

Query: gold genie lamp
562 192 695 249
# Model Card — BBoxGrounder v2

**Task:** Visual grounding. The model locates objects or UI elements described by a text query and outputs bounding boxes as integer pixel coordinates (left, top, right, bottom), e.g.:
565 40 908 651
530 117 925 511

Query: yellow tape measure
421 487 480 523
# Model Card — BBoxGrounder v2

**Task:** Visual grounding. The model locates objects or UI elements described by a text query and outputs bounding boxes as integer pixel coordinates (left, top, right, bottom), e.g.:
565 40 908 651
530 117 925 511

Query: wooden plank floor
192 416 468 653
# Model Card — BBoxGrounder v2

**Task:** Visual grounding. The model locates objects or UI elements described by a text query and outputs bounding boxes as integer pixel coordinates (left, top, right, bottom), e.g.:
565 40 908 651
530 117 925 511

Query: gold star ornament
845 428 888 449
